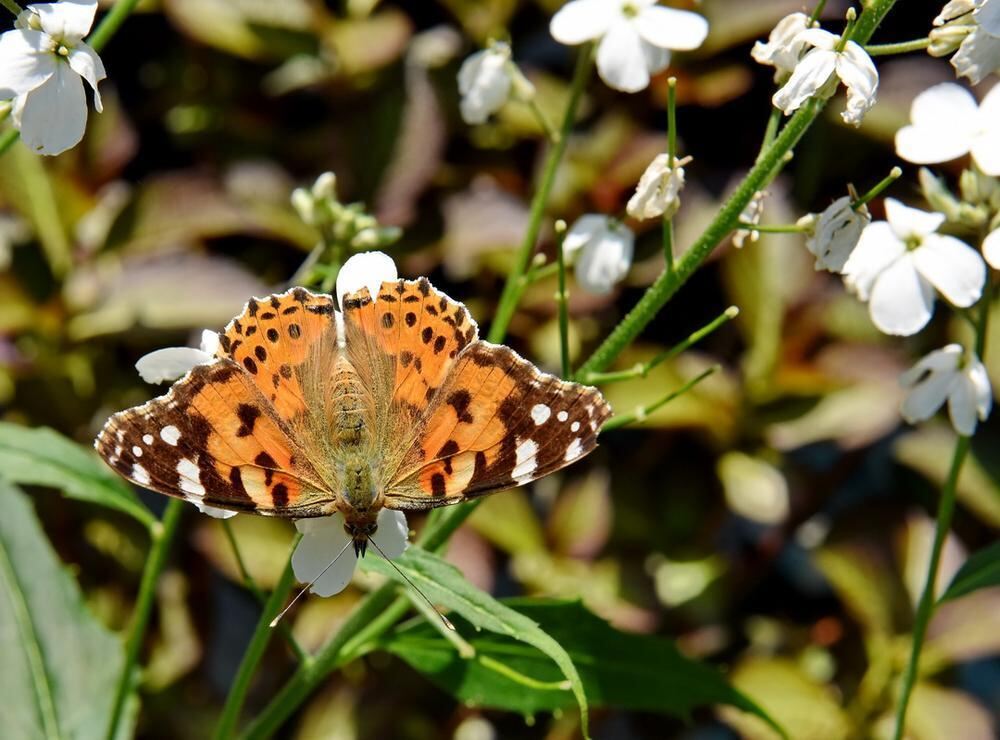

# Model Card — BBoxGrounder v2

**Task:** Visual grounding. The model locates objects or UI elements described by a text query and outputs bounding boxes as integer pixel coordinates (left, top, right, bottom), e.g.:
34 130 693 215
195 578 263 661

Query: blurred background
1 0 998 738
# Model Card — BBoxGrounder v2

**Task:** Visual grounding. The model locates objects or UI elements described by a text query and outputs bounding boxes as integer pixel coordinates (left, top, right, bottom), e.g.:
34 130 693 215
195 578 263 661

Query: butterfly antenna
269 538 354 628
368 537 455 632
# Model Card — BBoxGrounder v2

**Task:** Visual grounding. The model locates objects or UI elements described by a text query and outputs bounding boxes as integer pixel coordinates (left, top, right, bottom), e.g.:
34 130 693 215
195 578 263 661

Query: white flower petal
372 509 409 560
900 346 962 425
135 346 215 384
806 195 869 273
575 221 634 294
835 41 878 126
948 371 981 435
884 198 946 240
868 255 934 336
895 84 978 164
16 64 87 155
595 20 649 92
200 329 220 355
751 12 810 76
34 0 98 41
563 213 610 256
796 28 840 51
626 153 687 220
67 42 105 110
192 500 238 519
966 359 993 422
912 233 986 308
952 27 1000 85
975 0 1000 36
635 6 708 52
549 0 616 44
458 45 512 124
843 221 906 300
970 127 1000 175
641 40 671 75
292 513 358 597
982 228 1000 268
772 48 836 114
335 250 398 307
0 29 56 97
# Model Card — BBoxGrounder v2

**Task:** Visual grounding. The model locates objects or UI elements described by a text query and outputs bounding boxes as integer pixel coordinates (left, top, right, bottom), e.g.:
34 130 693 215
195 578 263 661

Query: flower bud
919 168 963 221
291 187 315 224
312 171 337 201
929 22 973 57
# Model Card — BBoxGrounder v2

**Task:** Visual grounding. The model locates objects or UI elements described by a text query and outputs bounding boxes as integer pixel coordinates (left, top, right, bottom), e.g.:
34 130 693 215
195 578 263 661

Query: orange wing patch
96 360 332 516
341 278 477 416
385 342 612 507
216 287 336 422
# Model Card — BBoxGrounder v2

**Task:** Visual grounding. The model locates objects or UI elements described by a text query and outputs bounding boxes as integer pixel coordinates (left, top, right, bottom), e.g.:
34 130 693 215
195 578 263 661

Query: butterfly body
96 279 612 533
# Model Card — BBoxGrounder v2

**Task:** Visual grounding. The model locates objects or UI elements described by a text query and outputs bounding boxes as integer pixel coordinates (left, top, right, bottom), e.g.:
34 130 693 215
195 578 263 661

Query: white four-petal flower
751 12 812 81
805 195 870 273
563 214 634 294
549 0 708 93
292 509 409 597
895 82 1000 175
457 42 514 124
900 344 992 435
0 0 106 155
842 198 986 336
626 153 689 220
934 0 1000 84
772 28 878 126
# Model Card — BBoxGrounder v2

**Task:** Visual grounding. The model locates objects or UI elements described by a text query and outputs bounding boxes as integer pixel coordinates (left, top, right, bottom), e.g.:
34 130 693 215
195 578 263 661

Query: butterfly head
344 516 378 558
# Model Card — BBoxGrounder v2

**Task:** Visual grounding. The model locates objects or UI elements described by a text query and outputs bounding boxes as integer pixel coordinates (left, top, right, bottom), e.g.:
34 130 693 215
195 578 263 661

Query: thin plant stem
865 38 931 56
809 0 829 24
580 305 738 385
0 129 19 157
106 499 184 740
479 655 572 691
221 521 307 662
737 222 809 234
663 77 678 272
756 108 782 164
487 45 591 344
855 166 902 207
87 0 143 52
892 280 993 739
572 0 897 381
0 0 20 18
556 222 570 378
601 365 718 432
409 595 475 658
213 535 304 740
525 97 559 145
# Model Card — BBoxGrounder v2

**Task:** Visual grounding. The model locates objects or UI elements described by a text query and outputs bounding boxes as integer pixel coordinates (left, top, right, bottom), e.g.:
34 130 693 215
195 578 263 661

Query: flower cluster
930 0 1000 83
0 0 105 155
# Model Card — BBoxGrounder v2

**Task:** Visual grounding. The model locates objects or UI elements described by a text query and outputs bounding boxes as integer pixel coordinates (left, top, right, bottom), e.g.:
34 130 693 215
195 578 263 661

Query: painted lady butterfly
95 274 611 554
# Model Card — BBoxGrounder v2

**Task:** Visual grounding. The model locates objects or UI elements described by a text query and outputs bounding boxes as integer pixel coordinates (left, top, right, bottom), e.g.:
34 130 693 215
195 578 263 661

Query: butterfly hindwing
96 359 332 516
385 342 612 508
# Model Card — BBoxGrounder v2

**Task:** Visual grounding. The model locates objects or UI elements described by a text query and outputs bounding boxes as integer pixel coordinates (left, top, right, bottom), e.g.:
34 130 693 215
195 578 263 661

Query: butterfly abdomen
332 356 367 446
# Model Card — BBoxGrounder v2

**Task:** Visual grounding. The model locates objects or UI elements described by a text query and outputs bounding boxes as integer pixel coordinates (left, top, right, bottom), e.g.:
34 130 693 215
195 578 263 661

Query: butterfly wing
97 287 344 517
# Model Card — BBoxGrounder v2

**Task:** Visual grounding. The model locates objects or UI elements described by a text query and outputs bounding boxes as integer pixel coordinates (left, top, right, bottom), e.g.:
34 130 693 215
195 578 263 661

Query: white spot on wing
132 446 142 457
142 434 154 445
571 421 580 432
513 438 538 482
160 425 181 446
177 458 205 496
557 411 569 422
132 464 150 486
531 404 551 425
564 438 582 462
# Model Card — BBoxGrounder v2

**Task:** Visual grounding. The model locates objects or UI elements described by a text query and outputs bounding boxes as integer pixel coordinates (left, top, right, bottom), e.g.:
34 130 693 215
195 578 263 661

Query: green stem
756 108 782 164
221 521 307 662
666 76 677 166
0 0 20 18
892 282 992 739
86 0 143 53
479 655 571 691
864 38 931 56
106 499 184 740
213 536 302 740
487 45 591 344
808 0 828 24
0 128 19 158
525 97 559 145
572 0 897 379
737 222 809 234
556 223 570 378
855 166 902 207
601 364 718 432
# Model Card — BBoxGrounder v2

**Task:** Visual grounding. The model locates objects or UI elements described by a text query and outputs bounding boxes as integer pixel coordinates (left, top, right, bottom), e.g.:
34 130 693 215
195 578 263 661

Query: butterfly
95 276 612 555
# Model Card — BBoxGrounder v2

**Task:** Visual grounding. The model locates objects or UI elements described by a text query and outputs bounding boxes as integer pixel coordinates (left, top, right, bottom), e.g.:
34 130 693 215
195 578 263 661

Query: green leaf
0 422 154 529
0 482 126 740
361 547 591 738
940 542 1000 603
375 592 780 735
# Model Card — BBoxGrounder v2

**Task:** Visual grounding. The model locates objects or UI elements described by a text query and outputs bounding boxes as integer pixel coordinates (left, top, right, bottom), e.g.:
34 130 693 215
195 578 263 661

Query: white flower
900 344 992 435
931 0 1000 83
0 0 106 155
984 227 1000 267
457 42 513 124
733 190 767 248
805 195 870 272
977 0 1000 34
895 83 1000 175
843 198 986 336
549 0 708 93
563 214 634 294
772 28 878 126
292 509 409 597
751 12 812 80
626 153 690 220
336 250 398 307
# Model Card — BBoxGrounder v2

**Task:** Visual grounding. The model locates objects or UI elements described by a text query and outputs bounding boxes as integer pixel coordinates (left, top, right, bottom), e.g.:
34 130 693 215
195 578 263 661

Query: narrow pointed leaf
940 541 1000 602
